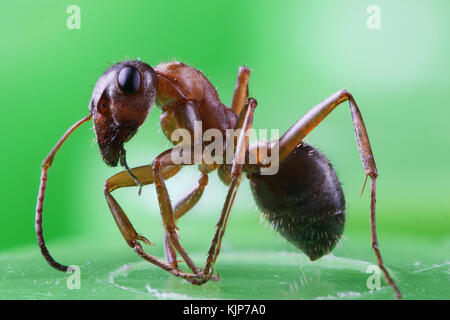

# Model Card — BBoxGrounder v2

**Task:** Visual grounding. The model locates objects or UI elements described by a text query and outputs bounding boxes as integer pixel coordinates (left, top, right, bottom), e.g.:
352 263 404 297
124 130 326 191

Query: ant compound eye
117 66 140 94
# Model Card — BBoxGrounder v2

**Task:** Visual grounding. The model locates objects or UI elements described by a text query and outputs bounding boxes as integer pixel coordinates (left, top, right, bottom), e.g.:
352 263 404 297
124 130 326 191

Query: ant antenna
36 114 92 272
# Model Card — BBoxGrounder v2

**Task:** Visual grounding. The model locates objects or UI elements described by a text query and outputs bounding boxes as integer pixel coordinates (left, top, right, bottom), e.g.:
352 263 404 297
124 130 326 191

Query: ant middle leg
152 146 211 277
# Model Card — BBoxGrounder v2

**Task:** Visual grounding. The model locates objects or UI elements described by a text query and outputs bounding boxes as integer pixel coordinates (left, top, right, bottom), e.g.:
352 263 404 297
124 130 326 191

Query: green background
0 0 448 299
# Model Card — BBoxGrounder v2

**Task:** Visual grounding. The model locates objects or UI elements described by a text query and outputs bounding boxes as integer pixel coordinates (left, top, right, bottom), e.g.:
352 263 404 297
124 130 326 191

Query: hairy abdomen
249 142 345 260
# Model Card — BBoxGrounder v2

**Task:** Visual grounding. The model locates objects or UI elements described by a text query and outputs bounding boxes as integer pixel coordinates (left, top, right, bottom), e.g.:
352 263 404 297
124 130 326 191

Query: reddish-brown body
155 61 237 137
35 59 402 299
154 61 246 183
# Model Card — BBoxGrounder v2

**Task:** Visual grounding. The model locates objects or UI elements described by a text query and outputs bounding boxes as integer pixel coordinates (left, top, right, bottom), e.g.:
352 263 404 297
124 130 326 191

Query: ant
36 60 402 299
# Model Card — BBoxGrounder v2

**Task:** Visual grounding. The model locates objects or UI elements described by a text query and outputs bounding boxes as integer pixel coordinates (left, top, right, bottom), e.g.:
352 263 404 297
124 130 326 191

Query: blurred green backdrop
0 0 449 299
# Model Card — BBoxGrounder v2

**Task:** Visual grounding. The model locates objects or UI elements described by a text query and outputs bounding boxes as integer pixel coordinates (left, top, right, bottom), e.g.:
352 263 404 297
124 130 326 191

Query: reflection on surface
109 251 395 300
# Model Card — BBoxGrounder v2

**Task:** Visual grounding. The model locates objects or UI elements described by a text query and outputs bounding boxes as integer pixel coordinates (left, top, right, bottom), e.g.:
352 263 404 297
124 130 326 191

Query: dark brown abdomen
248 142 345 260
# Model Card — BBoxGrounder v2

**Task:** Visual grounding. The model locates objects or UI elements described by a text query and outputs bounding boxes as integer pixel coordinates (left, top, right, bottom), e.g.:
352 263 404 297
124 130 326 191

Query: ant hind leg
254 89 401 299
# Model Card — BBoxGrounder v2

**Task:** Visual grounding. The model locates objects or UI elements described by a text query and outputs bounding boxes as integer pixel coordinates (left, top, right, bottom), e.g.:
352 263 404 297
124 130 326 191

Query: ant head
89 60 157 167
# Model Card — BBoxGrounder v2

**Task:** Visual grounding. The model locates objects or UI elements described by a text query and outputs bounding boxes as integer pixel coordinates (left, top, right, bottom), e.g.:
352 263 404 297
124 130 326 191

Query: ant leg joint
104 181 112 193
199 173 208 187
239 66 251 74
247 97 258 108
372 241 379 250
152 159 160 170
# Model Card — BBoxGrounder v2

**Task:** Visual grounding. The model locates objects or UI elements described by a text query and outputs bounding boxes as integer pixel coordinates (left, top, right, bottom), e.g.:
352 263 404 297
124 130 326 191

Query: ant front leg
255 89 401 299
106 163 209 269
104 164 207 283
104 164 179 267
152 148 207 277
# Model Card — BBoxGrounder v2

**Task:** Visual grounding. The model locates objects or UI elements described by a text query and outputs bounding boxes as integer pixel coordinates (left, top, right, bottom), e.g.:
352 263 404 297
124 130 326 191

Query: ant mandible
35 60 401 299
